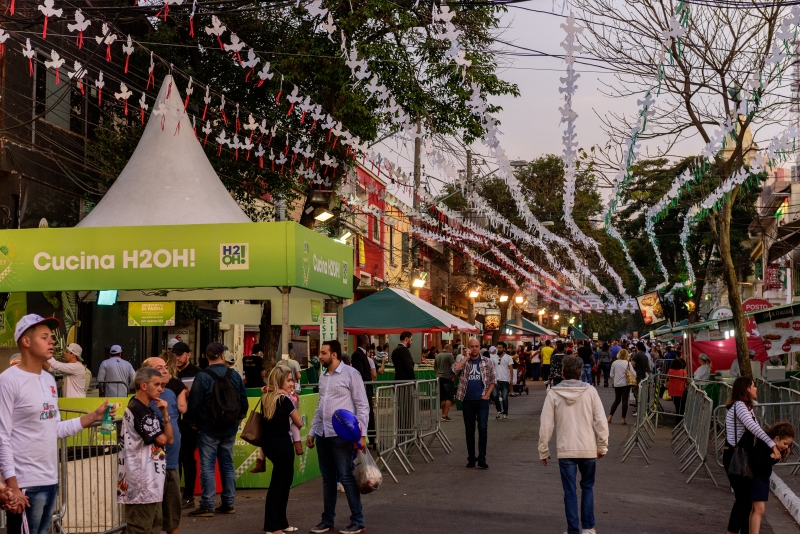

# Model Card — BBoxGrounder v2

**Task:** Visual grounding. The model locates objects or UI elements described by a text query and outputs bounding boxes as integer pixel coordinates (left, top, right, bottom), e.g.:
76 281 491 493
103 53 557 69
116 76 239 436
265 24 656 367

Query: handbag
625 362 638 386
727 410 755 479
661 389 672 401
240 400 264 446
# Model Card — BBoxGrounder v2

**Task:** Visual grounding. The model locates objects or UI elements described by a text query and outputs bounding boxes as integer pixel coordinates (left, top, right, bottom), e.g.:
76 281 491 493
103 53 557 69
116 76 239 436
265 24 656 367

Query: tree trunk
258 301 282 373
712 199 751 377
492 298 511 346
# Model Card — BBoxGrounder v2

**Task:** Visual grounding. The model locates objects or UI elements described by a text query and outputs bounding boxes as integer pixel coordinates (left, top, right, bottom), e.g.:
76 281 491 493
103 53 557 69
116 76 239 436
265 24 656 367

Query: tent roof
505 318 557 336
344 287 479 334
78 76 251 228
570 326 590 339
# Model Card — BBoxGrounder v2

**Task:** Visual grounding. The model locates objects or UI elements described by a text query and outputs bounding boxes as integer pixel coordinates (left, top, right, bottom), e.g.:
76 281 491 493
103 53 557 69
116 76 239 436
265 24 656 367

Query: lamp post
538 308 545 326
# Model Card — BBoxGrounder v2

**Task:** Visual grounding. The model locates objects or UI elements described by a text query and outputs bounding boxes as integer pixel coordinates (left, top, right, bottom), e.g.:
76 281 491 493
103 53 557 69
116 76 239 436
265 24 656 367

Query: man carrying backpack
186 342 248 518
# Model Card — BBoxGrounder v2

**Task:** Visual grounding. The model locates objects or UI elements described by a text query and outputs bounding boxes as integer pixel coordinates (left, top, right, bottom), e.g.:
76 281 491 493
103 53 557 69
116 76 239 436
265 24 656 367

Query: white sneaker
337 482 345 493
502 413 508 420
496 412 501 419
582 529 597 534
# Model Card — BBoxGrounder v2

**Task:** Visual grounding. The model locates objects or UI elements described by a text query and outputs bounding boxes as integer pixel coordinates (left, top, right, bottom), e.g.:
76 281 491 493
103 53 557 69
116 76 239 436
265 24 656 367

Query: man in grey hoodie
539 356 608 534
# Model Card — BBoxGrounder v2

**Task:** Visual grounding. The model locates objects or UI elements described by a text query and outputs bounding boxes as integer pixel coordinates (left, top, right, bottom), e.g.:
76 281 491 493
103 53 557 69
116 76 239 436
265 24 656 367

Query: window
389 227 395 265
401 232 409 267
35 55 74 131
372 215 379 242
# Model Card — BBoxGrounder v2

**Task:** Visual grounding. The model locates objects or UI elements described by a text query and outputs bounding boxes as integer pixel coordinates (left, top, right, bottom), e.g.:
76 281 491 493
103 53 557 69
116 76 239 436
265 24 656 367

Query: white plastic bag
353 449 382 494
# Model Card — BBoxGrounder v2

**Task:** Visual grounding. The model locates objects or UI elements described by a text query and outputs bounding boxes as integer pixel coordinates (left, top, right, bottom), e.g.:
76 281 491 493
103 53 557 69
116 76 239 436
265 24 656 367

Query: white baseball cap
224 352 236 364
14 314 60 343
167 338 180 349
67 343 83 361
109 345 123 355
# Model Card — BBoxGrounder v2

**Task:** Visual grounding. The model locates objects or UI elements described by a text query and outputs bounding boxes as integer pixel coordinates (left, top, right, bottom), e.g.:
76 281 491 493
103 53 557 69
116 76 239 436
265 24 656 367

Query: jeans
491 381 510 414
462 399 489 463
581 364 592 384
197 431 236 510
179 424 198 500
316 435 364 527
531 362 541 381
6 484 58 534
599 362 611 386
559 458 596 534
541 364 550 382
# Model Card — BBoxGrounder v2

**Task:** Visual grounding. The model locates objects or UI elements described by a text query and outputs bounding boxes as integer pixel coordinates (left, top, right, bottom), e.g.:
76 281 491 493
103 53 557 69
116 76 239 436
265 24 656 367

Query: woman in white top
724 376 780 534
694 353 712 382
608 349 634 425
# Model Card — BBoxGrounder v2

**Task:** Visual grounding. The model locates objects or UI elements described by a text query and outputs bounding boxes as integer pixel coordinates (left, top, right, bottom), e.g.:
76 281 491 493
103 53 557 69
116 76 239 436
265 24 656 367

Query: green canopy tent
504 317 558 337
569 326 590 340
342 287 478 334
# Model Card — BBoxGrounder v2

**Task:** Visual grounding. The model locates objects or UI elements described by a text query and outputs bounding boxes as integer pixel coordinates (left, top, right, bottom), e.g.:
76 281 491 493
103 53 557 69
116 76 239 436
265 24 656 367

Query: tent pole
281 286 291 359
337 298 345 351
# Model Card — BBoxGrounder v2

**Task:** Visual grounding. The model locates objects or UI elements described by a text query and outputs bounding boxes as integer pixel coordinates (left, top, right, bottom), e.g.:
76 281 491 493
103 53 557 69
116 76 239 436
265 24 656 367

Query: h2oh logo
220 243 249 270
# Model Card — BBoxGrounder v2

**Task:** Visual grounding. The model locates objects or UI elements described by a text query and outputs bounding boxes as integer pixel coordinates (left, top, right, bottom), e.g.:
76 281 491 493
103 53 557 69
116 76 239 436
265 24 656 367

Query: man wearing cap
0 314 113 534
186 342 247 517
241 343 265 388
97 345 135 397
172 341 202 509
42 343 86 398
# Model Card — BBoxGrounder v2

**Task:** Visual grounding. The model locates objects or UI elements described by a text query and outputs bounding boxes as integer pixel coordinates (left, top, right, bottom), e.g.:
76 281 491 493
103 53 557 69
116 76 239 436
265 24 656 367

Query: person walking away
142 357 185 534
539 356 608 534
695 353 712 382
173 342 201 509
630 342 650 412
242 343 266 388
540 340 553 383
451 338 497 469
750 422 795 534
43 343 86 397
667 359 688 416
577 340 594 385
607 349 632 425
261 366 304 534
307 340 369 534
351 335 376 439
434 344 455 421
723 377 782 534
531 344 542 381
119 367 175 534
489 344 513 419
186 342 248 517
597 343 612 388
0 315 113 534
609 340 621 360
549 342 567 388
97 344 135 397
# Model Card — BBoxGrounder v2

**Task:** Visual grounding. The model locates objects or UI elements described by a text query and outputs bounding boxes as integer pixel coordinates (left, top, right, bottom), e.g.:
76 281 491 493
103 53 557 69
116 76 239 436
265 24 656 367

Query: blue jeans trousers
6 484 58 534
197 431 236 510
316 435 364 528
461 399 489 463
581 364 593 384
559 458 596 534
491 381 510 414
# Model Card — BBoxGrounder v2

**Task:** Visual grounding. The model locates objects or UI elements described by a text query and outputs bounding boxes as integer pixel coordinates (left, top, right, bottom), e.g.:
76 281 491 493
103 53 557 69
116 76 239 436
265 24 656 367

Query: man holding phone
451 338 497 469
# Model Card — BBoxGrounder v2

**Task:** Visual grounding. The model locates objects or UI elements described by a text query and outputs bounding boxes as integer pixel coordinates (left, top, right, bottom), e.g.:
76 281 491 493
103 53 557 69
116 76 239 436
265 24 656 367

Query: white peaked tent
78 75 252 227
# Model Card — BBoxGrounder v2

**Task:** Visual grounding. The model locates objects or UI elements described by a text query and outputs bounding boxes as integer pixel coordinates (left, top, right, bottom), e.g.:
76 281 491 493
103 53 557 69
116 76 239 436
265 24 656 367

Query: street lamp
313 207 334 222
510 160 528 168
412 270 426 288
469 289 479 298
337 230 352 243
553 313 560 321
538 308 546 316
515 296 524 304
499 295 509 303
541 221 555 226
569 317 575 324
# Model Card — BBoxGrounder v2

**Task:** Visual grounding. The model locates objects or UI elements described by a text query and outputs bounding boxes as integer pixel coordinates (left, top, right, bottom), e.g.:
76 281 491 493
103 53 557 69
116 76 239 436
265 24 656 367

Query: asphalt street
181 380 800 534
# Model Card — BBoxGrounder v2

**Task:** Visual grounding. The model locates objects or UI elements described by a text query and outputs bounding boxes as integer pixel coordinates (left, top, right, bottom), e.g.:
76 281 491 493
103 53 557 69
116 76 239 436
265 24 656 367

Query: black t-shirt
632 352 649 378
127 397 164 444
242 355 265 388
166 377 185 399
577 346 593 365
177 364 201 379
550 353 566 382
261 395 296 442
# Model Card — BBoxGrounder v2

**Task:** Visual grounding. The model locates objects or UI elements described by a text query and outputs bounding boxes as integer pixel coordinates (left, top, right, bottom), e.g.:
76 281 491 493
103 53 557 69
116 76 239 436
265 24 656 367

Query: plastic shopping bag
353 449 382 494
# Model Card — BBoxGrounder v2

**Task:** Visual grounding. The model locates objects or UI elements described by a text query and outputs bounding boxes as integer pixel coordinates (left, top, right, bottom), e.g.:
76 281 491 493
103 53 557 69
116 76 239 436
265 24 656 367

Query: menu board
753 305 800 356
636 291 666 328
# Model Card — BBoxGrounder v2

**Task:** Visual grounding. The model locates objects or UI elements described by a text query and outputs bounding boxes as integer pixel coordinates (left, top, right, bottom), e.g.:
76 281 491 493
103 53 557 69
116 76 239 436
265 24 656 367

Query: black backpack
203 368 241 427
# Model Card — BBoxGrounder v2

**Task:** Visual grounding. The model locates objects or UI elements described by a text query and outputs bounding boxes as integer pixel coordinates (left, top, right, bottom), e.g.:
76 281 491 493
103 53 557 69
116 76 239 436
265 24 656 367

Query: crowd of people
0 318 794 534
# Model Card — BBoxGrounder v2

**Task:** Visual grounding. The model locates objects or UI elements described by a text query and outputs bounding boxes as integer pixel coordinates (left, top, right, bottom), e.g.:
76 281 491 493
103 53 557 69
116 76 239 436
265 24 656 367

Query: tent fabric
79 76 251 228
343 287 478 334
505 318 557 337
690 337 769 372
570 326 590 340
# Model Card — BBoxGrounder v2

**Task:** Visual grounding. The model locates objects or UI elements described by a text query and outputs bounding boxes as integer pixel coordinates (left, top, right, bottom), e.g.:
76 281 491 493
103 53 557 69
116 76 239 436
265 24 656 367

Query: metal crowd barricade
415 379 452 458
55 409 125 534
670 383 717 486
622 376 654 464
373 384 408 483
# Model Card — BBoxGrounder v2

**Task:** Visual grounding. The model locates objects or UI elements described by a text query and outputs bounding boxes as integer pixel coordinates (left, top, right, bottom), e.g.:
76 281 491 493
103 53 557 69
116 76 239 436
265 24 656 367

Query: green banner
310 299 321 323
128 302 176 326
0 222 352 298
0 293 26 348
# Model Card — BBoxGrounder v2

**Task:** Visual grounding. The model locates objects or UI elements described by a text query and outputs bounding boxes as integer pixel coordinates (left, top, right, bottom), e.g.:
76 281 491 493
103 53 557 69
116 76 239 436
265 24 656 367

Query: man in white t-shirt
489 343 514 420
0 314 112 534
43 343 86 398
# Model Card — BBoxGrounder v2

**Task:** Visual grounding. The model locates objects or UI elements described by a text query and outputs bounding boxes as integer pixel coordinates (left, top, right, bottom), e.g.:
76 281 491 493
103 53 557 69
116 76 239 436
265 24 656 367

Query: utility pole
411 118 421 295
466 149 475 330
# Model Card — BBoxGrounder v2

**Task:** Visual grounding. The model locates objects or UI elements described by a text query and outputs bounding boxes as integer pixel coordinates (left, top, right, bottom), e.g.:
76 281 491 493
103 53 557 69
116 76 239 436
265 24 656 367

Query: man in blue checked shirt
307 340 370 534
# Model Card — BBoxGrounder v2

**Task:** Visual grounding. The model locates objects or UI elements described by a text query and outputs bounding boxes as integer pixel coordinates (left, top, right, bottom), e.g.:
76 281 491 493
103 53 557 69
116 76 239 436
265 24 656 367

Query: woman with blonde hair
608 349 633 424
261 365 303 534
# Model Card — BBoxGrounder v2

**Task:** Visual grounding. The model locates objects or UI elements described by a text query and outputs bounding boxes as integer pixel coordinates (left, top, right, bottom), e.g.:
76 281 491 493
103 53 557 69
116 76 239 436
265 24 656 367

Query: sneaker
477 461 489 469
466 461 476 468
214 504 235 514
496 412 502 419
310 523 334 533
337 482 345 493
502 413 508 420
181 498 195 510
339 523 365 534
442 416 452 422
582 529 597 534
188 507 214 518
632 411 638 416
250 458 266 473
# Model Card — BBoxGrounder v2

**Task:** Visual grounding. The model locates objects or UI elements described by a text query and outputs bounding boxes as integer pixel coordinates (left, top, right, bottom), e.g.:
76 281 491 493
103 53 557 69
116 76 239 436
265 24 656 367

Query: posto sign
742 298 772 313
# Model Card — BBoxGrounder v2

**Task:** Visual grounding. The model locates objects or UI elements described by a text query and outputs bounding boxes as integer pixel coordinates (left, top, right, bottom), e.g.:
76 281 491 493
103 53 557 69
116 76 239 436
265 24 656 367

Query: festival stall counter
59 395 321 489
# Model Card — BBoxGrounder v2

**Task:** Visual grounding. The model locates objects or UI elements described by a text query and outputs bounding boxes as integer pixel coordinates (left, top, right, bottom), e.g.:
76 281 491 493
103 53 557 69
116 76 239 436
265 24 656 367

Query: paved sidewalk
181 380 799 534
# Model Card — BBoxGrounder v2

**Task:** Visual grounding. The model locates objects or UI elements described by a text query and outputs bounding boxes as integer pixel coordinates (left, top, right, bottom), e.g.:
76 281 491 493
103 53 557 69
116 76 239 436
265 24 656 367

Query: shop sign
320 313 337 342
128 301 176 326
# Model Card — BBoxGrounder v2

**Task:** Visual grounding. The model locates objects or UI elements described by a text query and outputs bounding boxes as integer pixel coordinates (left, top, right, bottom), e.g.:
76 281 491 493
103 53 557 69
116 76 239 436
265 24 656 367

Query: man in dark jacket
351 335 376 436
186 342 248 518
392 331 415 381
